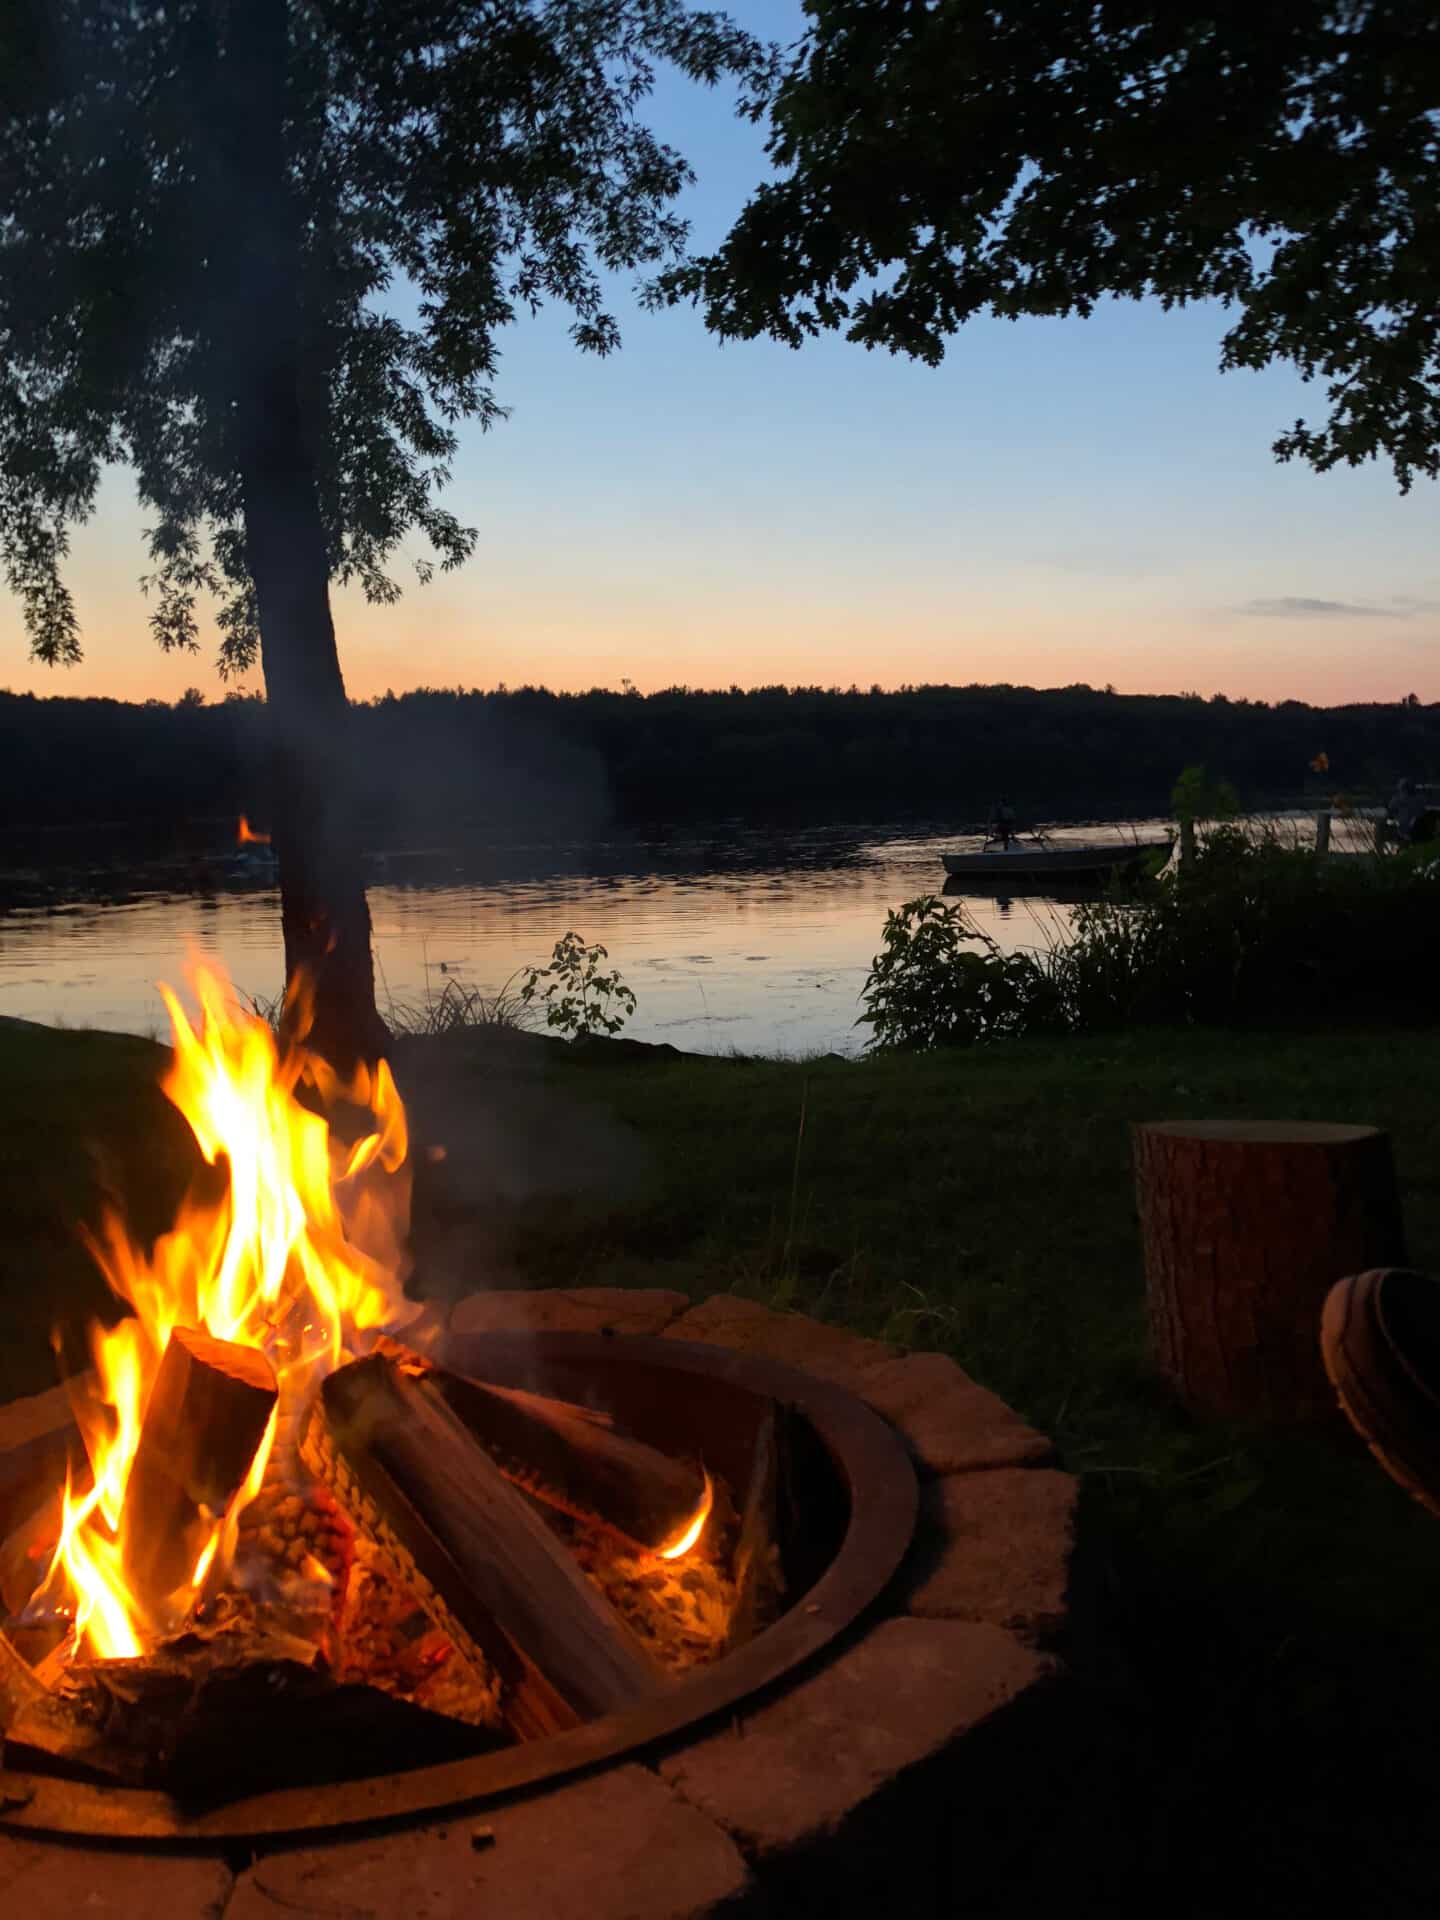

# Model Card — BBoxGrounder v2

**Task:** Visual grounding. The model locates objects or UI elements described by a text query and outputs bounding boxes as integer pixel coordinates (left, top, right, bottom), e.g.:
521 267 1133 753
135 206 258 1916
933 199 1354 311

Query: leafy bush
1058 838 1440 1031
858 896 1064 1051
519 932 637 1039
864 847 1440 1050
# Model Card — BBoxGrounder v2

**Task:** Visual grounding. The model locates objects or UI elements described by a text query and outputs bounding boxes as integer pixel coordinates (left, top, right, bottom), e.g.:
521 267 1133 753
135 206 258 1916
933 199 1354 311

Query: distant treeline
2 682 1437 851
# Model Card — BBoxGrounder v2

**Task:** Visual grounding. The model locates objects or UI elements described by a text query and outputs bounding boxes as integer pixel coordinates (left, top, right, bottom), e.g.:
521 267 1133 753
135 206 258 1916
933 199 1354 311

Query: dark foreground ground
3 1017 1440 1912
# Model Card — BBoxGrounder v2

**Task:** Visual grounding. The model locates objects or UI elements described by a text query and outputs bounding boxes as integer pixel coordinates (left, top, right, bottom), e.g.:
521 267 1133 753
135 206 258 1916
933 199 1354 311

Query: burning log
308 1354 665 1740
4 1656 192 1785
121 1327 278 1614
726 1403 783 1652
164 1667 509 1811
4 1634 508 1804
1 1623 52 1731
375 1336 708 1554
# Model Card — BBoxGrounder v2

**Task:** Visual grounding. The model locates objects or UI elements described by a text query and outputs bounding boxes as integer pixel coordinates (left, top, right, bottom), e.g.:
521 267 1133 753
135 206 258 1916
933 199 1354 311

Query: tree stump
1132 1120 1407 1423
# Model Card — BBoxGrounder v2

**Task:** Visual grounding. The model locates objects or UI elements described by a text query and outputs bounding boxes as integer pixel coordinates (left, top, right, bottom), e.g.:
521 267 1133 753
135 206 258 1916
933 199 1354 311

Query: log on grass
1133 1119 1407 1424
121 1327 278 1613
315 1355 663 1741
375 1336 706 1554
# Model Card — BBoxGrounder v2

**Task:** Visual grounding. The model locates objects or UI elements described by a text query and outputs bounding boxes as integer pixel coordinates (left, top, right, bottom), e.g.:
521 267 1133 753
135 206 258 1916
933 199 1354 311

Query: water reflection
0 820 1168 1057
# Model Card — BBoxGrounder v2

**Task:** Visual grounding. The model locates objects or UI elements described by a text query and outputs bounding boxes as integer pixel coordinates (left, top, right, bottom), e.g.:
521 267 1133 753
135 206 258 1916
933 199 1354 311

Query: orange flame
237 815 271 846
40 960 414 1660
658 1471 713 1562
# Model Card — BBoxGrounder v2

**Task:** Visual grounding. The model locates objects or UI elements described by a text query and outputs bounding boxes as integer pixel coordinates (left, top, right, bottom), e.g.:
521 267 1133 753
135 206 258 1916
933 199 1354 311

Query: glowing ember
657 1470 713 1562
236 815 271 846
39 960 414 1660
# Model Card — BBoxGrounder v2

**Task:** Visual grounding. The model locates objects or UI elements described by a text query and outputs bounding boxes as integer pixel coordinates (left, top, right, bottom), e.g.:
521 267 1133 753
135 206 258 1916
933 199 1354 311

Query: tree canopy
665 1 1440 492
0 1 776 673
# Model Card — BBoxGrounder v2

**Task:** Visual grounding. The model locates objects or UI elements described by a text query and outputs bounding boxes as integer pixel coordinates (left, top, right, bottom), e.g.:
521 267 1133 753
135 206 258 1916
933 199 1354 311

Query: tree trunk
1132 1120 1407 1424
220 0 385 1071
241 415 387 1070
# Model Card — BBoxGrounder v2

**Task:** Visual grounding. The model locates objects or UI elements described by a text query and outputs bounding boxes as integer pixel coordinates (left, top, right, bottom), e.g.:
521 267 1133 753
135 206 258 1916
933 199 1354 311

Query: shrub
864 847 1440 1050
858 896 1064 1051
1056 839 1440 1031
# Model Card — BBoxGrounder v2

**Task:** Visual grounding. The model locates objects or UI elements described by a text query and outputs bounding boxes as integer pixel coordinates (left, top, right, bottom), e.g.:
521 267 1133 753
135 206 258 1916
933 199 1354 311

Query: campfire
0 964 760 1808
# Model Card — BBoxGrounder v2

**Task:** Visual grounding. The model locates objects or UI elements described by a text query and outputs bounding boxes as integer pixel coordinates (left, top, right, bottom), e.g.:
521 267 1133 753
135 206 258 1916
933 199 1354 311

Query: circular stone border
0 1290 1080 1919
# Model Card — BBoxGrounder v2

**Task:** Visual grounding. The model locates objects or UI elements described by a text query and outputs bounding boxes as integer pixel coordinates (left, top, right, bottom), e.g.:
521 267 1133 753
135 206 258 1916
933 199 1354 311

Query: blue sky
5 0 1436 706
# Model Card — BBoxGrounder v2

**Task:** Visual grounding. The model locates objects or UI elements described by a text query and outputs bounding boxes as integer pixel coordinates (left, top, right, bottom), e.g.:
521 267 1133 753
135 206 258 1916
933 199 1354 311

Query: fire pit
1 1289 1077 1916
0 1328 917 1842
0 964 1077 1914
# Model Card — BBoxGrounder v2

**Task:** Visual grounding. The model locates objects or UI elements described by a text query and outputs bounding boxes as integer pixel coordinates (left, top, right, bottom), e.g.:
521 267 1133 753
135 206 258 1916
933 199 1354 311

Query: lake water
0 815 1350 1056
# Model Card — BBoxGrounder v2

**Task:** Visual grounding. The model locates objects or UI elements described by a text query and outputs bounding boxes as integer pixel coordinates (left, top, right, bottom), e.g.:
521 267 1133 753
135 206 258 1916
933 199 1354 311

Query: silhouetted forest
2 683 1436 859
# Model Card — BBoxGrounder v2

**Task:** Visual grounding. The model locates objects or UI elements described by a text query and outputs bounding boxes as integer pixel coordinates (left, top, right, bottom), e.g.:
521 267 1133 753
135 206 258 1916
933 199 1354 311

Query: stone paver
0 1837 230 1918
449 1286 689 1338
902 1468 1078 1644
854 1353 1056 1475
227 1764 751 1920
659 1615 1050 1862
664 1295 895 1385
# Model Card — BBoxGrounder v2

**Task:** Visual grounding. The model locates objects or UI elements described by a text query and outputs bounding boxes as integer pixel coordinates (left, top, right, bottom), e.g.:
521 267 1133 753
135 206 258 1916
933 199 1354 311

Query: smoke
350 691 613 853
398 1029 651 1305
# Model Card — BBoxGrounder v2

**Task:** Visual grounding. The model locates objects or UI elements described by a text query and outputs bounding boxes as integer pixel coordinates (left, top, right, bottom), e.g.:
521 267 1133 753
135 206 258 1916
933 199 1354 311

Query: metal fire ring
0 1331 918 1848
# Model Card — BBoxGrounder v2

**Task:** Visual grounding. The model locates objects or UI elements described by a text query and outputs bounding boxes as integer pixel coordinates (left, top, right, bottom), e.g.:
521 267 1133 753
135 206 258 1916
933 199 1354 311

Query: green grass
5 1018 1440 1906
0 1021 195 1402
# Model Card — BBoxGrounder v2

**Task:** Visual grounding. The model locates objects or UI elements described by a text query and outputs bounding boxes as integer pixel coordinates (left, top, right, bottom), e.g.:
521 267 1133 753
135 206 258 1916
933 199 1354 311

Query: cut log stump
1132 1119 1407 1423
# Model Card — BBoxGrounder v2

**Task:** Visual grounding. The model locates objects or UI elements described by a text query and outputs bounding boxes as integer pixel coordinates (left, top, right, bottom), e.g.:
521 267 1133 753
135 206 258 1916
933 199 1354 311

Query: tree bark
1132 1119 1407 1424
219 0 386 1071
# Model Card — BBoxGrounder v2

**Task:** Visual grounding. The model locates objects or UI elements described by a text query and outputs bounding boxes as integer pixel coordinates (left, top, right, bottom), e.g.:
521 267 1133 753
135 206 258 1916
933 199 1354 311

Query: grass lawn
4 1016 1440 1908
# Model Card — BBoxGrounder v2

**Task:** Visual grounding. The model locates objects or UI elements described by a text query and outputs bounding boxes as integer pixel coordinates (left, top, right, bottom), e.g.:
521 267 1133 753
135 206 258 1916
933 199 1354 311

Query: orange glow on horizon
2 592 1433 711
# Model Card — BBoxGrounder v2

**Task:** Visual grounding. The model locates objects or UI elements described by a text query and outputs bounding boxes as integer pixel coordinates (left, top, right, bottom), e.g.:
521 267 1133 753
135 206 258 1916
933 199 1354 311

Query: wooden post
1314 809 1332 857
1178 817 1197 869
1132 1120 1407 1424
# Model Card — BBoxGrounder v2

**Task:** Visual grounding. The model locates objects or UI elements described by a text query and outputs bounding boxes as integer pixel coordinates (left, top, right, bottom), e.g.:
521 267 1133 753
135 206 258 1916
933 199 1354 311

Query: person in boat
990 799 1018 850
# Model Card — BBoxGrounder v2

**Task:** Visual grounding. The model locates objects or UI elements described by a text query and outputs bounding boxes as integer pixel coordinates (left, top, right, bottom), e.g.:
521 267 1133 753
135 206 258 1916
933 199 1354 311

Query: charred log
375 1337 708 1554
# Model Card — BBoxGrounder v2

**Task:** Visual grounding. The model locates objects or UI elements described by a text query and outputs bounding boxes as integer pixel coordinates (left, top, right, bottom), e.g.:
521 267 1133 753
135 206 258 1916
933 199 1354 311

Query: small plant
389 974 536 1037
1171 763 1240 829
858 895 1063 1051
519 932 637 1040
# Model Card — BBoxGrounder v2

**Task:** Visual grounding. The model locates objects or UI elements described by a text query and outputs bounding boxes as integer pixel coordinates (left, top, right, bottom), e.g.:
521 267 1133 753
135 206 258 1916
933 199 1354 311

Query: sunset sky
3 0 1436 710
